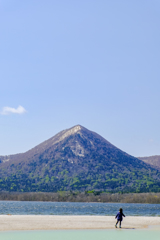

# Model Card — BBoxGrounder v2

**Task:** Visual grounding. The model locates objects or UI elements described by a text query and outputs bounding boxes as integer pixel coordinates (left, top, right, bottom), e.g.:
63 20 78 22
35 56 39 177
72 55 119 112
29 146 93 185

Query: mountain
138 156 160 171
0 125 160 193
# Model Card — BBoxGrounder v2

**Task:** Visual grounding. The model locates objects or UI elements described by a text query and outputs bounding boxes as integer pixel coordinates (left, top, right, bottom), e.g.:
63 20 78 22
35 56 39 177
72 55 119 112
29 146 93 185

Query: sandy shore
0 215 160 231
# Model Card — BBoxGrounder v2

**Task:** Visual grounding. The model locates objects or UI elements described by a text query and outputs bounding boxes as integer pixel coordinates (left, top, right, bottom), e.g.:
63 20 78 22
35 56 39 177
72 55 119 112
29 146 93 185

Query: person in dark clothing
115 208 125 228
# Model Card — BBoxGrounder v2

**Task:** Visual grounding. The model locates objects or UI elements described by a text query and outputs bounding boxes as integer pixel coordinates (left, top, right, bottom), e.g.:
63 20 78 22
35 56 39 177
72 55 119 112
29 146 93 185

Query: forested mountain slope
0 125 160 192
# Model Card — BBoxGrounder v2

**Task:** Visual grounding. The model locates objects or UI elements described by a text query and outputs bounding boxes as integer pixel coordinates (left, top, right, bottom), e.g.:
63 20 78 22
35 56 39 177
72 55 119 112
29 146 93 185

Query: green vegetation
0 165 160 193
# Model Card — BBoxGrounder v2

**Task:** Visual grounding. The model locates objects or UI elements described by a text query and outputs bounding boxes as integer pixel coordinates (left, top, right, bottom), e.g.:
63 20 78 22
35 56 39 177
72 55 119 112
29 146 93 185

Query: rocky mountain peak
57 125 82 143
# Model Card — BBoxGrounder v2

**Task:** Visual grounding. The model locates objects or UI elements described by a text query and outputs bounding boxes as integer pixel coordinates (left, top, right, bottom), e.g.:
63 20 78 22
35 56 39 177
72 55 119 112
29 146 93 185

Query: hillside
0 125 160 193
138 156 160 171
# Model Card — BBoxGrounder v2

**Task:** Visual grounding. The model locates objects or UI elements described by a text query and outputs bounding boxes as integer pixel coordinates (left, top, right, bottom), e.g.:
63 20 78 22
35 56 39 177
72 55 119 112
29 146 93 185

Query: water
0 230 160 240
0 201 160 216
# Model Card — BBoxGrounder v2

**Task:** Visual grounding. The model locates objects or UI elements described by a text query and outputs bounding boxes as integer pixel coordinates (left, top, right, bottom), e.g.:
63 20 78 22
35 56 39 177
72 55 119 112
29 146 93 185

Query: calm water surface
0 230 160 240
0 201 160 216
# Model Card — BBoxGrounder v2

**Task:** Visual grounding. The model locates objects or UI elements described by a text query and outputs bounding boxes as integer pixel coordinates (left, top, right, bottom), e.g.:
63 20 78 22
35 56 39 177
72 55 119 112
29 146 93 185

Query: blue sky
0 0 160 157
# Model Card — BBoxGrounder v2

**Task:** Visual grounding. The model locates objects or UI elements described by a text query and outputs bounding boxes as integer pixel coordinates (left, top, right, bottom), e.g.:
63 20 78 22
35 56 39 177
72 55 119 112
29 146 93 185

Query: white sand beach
0 215 159 231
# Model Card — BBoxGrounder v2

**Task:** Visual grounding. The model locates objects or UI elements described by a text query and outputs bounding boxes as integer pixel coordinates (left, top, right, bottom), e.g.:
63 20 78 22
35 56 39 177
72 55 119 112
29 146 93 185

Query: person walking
115 208 125 228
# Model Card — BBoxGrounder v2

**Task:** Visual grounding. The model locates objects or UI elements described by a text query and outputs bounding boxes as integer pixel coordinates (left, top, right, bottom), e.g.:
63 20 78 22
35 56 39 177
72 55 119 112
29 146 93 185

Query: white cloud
1 105 27 115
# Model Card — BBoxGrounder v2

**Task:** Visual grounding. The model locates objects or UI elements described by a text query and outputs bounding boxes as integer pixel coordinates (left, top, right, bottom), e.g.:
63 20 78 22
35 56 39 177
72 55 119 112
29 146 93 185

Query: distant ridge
0 125 160 192
138 155 160 171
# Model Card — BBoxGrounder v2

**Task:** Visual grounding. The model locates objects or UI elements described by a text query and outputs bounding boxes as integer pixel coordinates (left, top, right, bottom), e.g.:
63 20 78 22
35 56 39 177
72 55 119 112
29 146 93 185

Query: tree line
0 191 160 204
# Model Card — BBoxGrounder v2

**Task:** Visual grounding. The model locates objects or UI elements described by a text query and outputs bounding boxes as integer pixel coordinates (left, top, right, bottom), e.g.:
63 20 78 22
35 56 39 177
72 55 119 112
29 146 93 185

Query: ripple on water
0 201 160 216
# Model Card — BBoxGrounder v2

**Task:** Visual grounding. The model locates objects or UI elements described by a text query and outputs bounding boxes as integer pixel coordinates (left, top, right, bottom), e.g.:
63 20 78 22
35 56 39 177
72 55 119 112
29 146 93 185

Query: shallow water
0 201 160 216
0 230 160 240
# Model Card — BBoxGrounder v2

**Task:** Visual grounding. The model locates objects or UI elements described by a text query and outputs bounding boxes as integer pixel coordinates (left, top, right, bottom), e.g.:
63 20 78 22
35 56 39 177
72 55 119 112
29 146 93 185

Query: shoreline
0 215 160 231
0 192 160 204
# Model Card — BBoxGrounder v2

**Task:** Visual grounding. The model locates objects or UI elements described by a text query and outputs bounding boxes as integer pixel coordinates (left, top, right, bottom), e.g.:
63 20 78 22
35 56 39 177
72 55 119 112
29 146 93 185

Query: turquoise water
0 230 160 240
0 201 160 216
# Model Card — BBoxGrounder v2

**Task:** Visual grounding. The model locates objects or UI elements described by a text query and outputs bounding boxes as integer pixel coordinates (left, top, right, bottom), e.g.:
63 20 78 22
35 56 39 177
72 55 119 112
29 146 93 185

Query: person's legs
115 220 119 228
119 221 121 228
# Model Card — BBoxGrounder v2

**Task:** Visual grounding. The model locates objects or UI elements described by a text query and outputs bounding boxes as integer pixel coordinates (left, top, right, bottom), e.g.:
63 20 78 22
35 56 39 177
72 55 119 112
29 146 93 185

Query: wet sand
0 215 160 231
